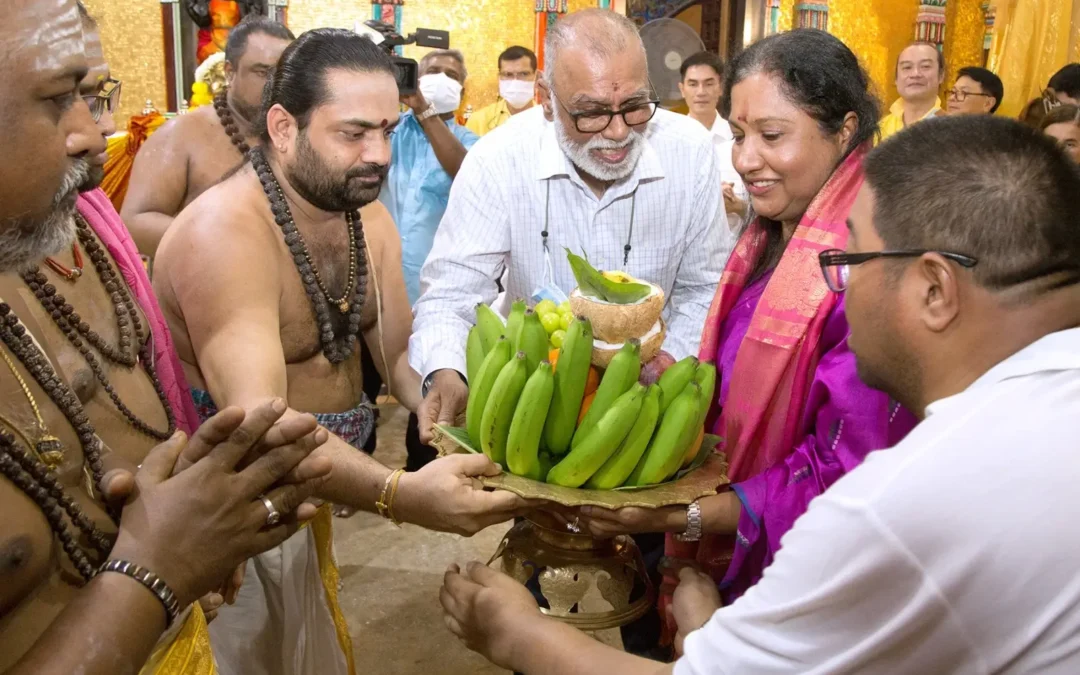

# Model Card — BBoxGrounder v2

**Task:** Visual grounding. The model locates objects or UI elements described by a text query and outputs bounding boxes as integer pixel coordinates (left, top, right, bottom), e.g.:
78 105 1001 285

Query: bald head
544 9 645 89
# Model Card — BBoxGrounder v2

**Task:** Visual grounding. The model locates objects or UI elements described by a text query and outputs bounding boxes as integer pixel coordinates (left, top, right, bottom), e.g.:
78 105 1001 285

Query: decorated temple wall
288 0 603 112
776 0 985 106
83 0 168 127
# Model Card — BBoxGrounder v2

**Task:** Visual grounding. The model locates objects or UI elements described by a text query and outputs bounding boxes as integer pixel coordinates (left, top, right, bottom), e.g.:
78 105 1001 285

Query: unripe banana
628 382 702 486
466 325 485 385
692 361 717 430
516 309 549 376
480 352 529 465
466 337 511 446
532 451 554 482
505 299 527 350
475 303 506 354
586 384 661 489
656 356 699 415
547 384 645 488
543 316 593 456
506 361 555 478
572 339 640 449
678 362 717 469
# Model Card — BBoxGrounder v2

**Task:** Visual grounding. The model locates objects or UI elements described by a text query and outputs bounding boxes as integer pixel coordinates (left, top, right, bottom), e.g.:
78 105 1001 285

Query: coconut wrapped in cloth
566 250 667 367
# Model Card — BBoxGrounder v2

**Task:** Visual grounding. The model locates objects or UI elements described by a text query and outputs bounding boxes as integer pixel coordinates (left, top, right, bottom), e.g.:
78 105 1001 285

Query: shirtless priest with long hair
153 28 534 675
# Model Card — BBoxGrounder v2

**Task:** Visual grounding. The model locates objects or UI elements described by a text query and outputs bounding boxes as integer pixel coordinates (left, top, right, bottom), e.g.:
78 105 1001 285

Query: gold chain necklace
0 346 64 470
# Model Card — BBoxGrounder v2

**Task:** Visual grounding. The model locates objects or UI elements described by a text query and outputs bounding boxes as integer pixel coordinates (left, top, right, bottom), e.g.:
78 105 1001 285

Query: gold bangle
386 469 405 526
375 468 405 526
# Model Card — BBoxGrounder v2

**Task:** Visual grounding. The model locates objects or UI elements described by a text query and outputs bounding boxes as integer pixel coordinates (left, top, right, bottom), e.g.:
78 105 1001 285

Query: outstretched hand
394 453 540 536
440 561 541 669
670 567 722 656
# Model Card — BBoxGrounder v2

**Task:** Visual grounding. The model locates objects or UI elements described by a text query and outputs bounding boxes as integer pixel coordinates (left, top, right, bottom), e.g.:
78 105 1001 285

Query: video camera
355 20 450 96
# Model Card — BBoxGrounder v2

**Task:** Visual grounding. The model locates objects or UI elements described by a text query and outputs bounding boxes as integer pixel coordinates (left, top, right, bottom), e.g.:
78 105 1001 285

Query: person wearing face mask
467 46 539 137
380 48 478 470
879 41 944 141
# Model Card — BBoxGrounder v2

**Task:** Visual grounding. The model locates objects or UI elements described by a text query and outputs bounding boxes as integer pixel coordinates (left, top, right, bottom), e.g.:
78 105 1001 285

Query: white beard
0 162 87 273
553 107 645 183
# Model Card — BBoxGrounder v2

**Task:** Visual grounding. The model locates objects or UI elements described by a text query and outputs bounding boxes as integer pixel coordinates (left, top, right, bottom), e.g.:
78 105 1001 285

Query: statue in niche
185 0 265 64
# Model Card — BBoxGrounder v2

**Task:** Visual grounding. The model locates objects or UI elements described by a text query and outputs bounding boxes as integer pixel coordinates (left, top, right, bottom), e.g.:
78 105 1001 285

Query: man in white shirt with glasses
411 8 727 443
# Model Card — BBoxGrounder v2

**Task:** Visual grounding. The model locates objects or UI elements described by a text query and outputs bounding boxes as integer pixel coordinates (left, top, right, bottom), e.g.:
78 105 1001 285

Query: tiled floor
334 403 509 675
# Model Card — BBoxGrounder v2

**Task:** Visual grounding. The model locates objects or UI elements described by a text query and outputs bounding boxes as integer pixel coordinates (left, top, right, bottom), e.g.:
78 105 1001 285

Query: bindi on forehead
380 118 388 128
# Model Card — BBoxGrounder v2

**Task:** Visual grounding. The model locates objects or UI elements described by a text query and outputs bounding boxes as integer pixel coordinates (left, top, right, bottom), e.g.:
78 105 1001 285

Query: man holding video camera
380 48 479 470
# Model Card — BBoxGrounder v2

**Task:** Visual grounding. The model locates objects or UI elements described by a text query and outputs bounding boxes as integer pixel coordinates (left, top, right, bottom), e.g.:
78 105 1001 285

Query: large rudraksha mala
214 89 251 157
249 146 367 364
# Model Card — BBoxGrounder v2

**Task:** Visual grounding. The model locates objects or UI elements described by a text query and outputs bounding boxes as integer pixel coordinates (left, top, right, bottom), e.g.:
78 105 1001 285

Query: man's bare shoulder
158 168 281 271
142 106 219 150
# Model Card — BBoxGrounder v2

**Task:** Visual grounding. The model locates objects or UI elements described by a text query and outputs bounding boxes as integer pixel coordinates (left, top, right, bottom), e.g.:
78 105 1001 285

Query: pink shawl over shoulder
77 189 201 434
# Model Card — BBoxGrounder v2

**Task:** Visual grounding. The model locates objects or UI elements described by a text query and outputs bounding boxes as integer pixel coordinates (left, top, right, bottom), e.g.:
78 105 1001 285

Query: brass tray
431 425 729 509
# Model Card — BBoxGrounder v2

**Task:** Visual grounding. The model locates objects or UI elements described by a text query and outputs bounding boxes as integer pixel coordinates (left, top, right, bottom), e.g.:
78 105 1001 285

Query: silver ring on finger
568 516 581 534
259 494 281 527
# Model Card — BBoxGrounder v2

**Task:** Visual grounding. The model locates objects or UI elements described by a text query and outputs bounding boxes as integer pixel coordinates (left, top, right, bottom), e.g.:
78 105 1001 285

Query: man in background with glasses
945 66 1003 116
439 113 1080 675
412 8 728 449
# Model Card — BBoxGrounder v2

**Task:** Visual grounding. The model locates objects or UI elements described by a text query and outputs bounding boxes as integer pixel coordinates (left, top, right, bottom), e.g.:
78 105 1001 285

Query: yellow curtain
988 0 1080 118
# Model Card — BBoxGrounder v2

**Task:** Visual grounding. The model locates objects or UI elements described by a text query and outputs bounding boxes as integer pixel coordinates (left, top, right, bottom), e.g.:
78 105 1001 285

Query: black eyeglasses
818 248 978 293
83 77 122 123
946 88 991 102
552 93 659 133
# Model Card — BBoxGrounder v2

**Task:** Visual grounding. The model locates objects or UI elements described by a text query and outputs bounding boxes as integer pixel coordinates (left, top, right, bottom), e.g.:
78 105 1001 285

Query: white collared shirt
709 114 750 232
409 106 729 380
677 326 1080 674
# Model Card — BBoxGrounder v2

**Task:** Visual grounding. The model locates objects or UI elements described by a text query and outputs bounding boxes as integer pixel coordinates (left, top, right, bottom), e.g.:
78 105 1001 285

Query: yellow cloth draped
139 604 216 675
102 112 168 212
310 505 357 675
988 0 1080 118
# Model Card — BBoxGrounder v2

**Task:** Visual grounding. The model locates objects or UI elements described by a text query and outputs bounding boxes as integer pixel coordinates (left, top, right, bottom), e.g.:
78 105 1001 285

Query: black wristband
97 559 181 626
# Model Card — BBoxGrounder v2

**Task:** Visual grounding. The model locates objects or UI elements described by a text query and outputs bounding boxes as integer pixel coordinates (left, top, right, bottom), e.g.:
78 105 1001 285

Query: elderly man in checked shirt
411 9 730 443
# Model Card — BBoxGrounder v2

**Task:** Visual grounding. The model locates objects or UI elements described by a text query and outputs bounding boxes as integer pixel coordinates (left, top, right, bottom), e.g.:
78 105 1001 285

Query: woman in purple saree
577 30 919 639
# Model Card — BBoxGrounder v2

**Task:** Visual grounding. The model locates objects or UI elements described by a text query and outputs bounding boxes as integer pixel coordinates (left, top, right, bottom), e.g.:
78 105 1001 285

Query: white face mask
499 79 535 109
419 73 463 115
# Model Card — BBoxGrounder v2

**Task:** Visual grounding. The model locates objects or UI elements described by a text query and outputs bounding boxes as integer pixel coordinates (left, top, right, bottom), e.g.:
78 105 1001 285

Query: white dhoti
208 509 353 675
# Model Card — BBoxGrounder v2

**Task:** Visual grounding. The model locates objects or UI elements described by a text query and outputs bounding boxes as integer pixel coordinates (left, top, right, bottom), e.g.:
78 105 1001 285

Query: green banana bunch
547 384 646 488
628 382 703 486
475 303 505 353
480 352 529 465
505 299 526 349
466 325 485 385
516 309 549 376
506 360 555 479
571 339 640 449
543 316 593 457
586 384 661 489
566 249 652 304
656 355 698 415
466 337 511 446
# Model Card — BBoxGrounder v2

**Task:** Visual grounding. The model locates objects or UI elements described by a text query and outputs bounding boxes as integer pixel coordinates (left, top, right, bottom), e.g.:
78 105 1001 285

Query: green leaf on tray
433 424 720 490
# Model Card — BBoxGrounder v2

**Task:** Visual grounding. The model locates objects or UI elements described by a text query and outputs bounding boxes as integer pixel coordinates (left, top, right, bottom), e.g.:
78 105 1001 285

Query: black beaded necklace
20 219 176 441
0 303 111 512
0 430 112 581
214 89 251 157
249 146 368 364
